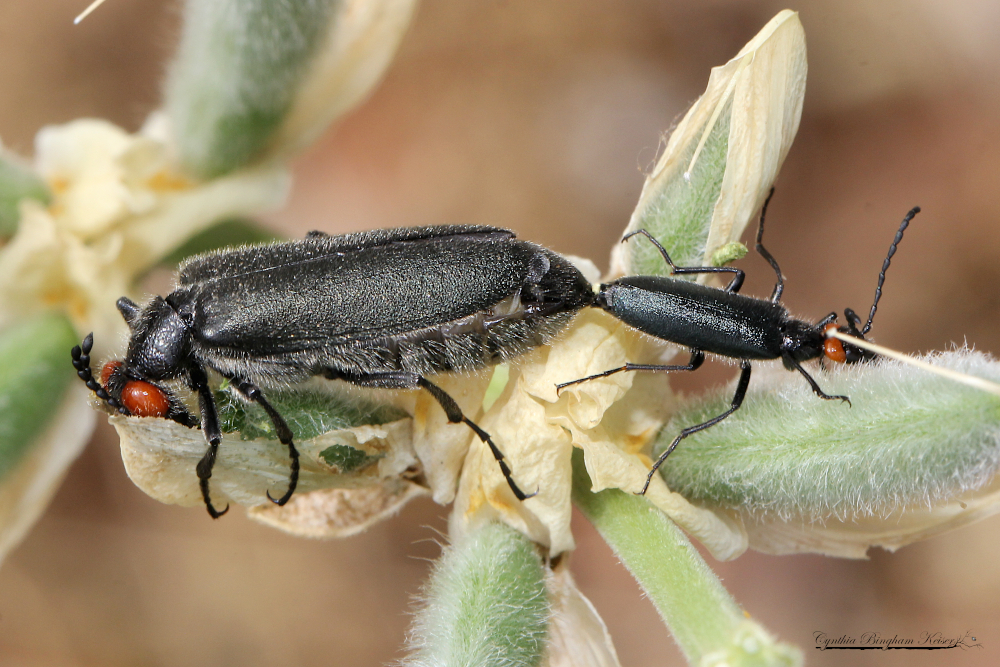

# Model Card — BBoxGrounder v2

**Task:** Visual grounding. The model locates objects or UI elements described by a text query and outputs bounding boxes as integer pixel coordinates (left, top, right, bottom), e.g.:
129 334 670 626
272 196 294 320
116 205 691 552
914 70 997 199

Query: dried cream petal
703 10 806 258
544 561 622 667
268 0 418 157
614 10 806 277
453 370 576 553
113 413 414 508
247 479 429 538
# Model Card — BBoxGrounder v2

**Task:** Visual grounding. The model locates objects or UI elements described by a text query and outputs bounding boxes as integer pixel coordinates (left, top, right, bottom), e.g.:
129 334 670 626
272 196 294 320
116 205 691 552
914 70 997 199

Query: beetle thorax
779 318 825 363
125 297 191 381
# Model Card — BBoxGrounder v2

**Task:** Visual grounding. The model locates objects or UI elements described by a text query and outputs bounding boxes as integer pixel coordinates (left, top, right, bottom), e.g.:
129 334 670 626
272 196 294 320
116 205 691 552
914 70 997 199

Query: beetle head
92 296 195 420
99 359 172 418
830 308 878 364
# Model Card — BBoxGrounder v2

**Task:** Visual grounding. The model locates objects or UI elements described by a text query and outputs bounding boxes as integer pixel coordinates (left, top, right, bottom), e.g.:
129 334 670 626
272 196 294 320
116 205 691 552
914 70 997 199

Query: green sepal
0 313 78 478
629 100 731 276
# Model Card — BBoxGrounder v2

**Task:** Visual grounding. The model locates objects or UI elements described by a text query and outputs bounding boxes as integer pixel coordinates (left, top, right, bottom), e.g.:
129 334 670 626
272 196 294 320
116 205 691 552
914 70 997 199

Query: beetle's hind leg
227 377 300 507
416 377 536 501
640 360 752 495
754 187 786 303
556 349 704 393
327 369 534 501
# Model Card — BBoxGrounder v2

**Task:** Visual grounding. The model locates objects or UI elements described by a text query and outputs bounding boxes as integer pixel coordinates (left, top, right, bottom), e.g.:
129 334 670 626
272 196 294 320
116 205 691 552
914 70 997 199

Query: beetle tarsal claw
206 503 230 519
266 489 294 506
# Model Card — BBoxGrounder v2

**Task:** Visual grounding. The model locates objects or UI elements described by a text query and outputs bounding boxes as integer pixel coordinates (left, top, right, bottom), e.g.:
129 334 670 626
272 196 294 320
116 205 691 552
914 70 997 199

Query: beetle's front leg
326 369 535 501
188 363 229 518
226 376 300 507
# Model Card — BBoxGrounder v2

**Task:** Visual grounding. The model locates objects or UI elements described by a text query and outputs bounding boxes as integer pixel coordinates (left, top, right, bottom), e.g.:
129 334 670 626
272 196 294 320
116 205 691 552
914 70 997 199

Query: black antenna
862 206 920 335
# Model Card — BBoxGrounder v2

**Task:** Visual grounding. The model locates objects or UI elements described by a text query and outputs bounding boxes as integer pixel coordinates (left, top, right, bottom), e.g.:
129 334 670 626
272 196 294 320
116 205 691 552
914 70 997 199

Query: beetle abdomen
182 230 593 384
599 276 786 360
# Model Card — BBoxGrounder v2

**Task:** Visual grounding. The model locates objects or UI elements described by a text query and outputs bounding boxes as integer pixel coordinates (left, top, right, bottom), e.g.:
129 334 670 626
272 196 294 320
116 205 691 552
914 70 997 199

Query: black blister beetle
72 225 594 517
559 191 918 493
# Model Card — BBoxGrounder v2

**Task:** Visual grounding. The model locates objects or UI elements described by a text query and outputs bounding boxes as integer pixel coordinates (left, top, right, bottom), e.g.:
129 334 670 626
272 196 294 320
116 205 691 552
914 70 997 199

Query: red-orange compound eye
121 381 170 418
822 324 847 363
100 361 123 387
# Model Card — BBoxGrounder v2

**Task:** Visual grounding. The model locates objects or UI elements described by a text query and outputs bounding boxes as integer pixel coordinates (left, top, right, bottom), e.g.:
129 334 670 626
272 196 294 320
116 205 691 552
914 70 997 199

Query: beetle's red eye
121 381 170 418
100 361 123 387
823 324 847 363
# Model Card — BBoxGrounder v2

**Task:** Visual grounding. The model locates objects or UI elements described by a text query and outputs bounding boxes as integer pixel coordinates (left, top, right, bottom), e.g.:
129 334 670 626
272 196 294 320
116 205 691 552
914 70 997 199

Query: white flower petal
34 119 132 236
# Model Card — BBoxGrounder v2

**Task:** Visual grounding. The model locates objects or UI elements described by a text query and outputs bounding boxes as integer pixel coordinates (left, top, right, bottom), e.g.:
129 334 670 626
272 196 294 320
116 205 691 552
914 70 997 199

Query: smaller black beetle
73 225 594 517
559 191 918 493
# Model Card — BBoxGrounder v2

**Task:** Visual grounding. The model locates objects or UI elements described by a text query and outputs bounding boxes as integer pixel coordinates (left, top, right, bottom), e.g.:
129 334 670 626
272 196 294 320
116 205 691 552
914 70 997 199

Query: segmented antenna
862 206 920 335
71 333 130 415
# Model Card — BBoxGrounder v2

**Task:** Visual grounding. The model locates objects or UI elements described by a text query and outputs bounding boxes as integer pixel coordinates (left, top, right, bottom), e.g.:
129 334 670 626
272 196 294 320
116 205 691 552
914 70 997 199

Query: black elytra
558 190 919 494
72 225 594 517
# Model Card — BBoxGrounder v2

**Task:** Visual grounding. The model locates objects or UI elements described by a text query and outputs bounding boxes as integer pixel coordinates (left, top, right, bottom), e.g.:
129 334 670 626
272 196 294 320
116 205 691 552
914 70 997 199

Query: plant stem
571 448 743 663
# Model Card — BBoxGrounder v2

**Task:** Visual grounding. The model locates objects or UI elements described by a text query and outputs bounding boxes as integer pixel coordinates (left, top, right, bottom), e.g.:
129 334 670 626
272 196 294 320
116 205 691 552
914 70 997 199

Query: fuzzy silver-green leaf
0 313 78 478
167 0 339 178
659 350 1000 521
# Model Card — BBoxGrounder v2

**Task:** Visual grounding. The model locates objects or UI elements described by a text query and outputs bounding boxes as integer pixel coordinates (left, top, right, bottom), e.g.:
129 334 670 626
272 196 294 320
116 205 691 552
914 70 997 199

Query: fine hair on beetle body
558 189 919 494
72 225 594 517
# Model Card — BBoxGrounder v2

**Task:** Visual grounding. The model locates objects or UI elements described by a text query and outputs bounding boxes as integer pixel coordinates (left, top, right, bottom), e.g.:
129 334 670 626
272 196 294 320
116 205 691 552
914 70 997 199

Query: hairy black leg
227 377 299 507
326 369 533 501
415 376 536 501
754 188 785 303
623 229 746 293
785 356 851 406
556 349 705 393
640 359 752 495
189 364 228 518
71 333 129 415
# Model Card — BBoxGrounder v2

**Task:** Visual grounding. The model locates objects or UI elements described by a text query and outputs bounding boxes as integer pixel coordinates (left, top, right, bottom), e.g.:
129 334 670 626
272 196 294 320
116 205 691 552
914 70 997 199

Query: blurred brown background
2 0 1000 665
